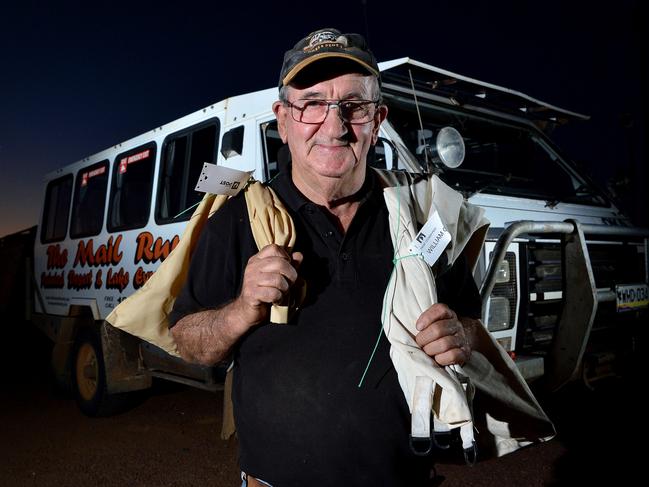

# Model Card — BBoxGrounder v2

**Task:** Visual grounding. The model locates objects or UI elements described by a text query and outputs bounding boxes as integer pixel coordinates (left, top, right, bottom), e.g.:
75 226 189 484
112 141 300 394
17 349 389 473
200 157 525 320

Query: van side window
157 120 220 223
261 120 285 181
107 144 156 232
70 160 109 238
41 175 73 243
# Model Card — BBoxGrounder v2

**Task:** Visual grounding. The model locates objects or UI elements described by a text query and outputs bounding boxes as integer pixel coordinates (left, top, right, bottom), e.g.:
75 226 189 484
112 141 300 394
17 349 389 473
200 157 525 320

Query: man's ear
273 101 289 143
371 104 388 145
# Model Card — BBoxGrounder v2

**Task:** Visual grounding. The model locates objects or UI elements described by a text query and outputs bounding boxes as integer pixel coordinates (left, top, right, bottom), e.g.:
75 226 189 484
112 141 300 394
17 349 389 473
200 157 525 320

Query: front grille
588 244 645 288
519 240 646 353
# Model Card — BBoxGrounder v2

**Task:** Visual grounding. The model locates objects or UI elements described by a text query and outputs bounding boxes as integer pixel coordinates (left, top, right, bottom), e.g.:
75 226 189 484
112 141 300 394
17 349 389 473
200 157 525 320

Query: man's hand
232 244 303 330
415 303 472 366
172 244 303 365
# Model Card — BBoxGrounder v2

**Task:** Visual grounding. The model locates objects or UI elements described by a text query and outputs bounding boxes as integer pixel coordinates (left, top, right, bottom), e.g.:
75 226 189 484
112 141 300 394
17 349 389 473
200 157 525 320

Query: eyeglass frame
283 98 381 125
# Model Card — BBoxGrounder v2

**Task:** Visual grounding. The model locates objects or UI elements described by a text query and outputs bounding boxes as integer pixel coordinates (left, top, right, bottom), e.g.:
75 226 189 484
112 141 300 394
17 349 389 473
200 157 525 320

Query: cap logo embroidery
304 31 348 52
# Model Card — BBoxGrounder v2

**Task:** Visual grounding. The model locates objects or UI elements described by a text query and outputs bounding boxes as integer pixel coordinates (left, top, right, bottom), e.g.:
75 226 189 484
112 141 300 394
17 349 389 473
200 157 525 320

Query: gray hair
278 75 383 104
278 85 290 103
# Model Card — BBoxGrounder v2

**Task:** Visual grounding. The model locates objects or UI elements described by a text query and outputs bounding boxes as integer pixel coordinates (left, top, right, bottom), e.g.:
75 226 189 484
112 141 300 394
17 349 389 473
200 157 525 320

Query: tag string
173 200 201 220
358 179 422 388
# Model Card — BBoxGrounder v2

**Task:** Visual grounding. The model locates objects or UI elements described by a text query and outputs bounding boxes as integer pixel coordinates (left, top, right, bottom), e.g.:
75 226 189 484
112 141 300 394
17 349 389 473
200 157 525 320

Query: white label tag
408 210 451 267
194 163 252 196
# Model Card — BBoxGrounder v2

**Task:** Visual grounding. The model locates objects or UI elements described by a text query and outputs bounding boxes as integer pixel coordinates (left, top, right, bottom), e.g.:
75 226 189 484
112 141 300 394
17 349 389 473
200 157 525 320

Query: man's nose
321 104 348 136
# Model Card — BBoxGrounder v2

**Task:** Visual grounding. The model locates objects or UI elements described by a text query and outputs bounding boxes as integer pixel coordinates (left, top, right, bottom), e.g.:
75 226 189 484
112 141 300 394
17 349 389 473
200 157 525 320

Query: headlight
486 249 518 333
487 296 511 331
495 259 510 283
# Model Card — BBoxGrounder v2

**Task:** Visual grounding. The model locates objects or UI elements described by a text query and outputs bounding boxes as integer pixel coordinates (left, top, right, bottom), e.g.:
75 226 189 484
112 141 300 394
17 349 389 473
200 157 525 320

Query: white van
29 58 648 415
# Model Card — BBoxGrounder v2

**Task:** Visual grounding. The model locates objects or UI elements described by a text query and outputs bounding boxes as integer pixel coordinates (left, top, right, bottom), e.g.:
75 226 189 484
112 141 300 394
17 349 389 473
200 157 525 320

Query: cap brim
281 52 379 86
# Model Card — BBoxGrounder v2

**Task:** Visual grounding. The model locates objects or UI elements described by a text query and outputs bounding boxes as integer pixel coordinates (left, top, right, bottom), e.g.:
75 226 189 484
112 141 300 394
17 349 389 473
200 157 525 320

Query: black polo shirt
170 168 482 487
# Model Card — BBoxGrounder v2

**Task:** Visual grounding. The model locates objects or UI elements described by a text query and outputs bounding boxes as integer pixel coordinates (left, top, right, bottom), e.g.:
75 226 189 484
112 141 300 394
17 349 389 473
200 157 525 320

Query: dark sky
1 0 646 236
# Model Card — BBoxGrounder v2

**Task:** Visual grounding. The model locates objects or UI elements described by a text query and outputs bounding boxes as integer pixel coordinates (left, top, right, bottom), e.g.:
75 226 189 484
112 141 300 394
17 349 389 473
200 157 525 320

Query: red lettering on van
41 271 64 288
134 232 179 264
94 269 103 289
74 235 123 267
67 269 93 291
133 266 155 289
106 267 129 293
46 245 68 269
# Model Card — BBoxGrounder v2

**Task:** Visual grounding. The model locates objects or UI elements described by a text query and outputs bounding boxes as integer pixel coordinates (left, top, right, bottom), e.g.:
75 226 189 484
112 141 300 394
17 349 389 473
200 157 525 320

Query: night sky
1 0 646 237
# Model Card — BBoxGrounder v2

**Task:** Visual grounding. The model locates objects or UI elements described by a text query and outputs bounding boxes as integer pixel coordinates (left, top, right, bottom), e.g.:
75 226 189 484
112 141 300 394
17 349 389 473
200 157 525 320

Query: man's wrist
222 297 258 336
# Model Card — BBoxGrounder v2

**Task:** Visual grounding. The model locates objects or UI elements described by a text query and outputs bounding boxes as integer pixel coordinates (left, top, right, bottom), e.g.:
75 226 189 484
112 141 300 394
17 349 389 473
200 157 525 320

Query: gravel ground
0 321 644 486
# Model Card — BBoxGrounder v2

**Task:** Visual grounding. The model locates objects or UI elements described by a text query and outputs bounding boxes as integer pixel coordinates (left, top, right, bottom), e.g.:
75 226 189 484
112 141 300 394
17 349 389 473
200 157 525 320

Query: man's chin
311 158 361 179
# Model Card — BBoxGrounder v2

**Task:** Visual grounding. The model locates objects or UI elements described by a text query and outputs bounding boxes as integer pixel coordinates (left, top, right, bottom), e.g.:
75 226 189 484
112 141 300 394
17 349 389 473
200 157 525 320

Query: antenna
361 0 371 44
408 69 430 170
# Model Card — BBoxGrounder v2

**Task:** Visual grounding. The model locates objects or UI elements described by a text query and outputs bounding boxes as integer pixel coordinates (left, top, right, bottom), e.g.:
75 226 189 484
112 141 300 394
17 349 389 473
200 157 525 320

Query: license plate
616 284 649 312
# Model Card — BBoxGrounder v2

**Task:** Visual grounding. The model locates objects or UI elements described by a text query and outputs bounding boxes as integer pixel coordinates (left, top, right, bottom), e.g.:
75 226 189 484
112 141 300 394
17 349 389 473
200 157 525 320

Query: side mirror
221 125 245 159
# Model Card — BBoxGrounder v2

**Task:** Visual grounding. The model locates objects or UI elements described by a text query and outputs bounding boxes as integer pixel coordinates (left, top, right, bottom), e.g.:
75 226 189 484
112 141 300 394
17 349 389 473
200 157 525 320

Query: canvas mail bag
106 181 299 438
106 181 298 350
375 169 555 459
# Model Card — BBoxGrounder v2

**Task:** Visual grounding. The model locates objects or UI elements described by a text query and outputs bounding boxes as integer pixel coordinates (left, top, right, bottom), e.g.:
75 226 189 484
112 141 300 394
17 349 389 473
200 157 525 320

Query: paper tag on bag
194 163 252 196
408 210 451 267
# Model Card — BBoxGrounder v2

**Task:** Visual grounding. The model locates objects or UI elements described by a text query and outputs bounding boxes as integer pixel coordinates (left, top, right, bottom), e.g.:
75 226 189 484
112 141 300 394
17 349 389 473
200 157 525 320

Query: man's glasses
285 99 380 124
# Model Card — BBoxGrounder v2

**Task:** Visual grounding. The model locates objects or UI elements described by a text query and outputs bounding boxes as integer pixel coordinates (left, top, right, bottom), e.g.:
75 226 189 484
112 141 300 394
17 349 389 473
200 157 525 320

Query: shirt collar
269 164 384 213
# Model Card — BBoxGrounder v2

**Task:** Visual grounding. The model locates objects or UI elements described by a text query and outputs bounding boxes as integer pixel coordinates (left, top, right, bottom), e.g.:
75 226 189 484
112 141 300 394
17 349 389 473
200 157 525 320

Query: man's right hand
172 244 303 365
232 244 303 330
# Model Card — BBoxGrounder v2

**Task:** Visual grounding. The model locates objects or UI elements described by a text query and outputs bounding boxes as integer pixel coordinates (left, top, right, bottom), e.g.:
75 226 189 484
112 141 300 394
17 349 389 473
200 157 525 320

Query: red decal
106 267 129 293
95 269 103 289
126 149 150 164
41 272 65 288
134 232 180 264
88 166 106 178
74 236 123 267
68 270 93 291
46 244 68 269
133 266 155 289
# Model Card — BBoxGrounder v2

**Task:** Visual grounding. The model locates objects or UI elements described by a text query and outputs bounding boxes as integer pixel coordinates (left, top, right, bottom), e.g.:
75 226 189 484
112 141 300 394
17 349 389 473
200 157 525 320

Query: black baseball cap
279 28 380 88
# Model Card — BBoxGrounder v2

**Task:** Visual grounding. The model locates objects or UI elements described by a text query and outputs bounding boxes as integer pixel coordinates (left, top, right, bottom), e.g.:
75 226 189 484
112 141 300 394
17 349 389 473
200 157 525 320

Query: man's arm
171 244 303 365
171 301 252 365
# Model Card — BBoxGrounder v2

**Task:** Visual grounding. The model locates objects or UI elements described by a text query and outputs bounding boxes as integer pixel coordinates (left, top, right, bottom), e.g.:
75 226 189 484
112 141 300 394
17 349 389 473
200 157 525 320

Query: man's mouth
315 143 348 151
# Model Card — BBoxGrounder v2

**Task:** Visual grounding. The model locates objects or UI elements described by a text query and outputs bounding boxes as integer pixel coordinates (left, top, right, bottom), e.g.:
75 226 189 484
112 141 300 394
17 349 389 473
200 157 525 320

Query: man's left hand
415 303 472 366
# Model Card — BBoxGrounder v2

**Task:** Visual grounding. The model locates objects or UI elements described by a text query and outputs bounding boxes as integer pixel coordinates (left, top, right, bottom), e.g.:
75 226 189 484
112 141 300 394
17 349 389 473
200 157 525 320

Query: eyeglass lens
292 100 375 124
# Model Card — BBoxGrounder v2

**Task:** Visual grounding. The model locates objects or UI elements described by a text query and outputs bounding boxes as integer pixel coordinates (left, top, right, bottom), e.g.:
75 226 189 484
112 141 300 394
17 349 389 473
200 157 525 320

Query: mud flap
101 321 151 394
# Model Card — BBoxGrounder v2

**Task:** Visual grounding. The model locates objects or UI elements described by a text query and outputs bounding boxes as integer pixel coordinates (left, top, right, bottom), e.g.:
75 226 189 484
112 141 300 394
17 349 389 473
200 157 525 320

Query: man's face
273 73 387 183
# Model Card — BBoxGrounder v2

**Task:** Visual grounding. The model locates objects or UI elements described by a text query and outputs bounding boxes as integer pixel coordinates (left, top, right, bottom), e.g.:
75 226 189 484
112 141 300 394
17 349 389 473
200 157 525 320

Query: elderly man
169 28 483 487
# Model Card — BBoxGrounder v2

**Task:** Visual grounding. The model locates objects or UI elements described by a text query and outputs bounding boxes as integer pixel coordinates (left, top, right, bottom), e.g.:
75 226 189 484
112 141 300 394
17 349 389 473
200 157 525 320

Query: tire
72 329 127 416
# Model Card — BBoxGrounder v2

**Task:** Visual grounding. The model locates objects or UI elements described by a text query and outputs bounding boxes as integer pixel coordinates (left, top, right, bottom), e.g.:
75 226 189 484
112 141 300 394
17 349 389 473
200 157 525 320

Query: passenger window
41 175 73 243
108 144 156 231
261 121 286 181
157 121 220 223
70 160 109 238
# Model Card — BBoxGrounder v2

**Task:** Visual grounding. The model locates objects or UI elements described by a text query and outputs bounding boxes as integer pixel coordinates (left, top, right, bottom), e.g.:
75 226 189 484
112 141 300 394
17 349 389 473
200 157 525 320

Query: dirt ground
0 322 644 486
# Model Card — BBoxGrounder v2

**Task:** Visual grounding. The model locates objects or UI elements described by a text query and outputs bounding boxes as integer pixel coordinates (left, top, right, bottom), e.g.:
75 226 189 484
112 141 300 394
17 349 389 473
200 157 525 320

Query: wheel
72 330 122 416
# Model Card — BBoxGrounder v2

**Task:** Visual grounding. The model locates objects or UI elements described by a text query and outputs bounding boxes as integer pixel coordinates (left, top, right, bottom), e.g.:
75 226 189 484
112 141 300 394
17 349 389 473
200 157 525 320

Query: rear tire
72 330 128 416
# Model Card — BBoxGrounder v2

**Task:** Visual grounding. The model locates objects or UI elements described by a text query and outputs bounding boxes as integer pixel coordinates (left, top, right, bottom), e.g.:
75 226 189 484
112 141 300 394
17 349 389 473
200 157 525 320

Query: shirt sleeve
435 253 483 319
168 195 257 327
